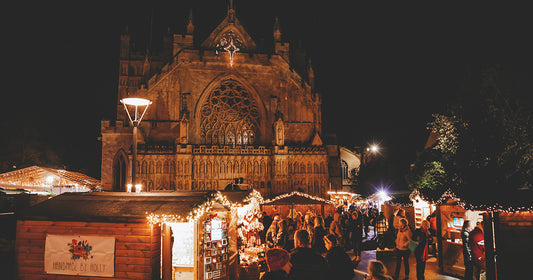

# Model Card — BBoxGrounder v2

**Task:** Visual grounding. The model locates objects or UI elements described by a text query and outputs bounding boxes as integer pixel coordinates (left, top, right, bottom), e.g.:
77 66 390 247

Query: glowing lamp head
121 98 152 106
126 184 133 192
370 144 379 153
120 97 152 125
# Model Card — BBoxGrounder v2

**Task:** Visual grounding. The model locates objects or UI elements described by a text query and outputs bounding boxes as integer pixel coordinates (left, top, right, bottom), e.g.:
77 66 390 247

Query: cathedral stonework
100 6 340 197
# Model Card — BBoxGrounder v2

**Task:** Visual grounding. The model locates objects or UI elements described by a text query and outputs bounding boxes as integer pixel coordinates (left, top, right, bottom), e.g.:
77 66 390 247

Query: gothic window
149 161 154 174
142 161 148 174
341 160 348 180
200 79 260 145
163 161 169 174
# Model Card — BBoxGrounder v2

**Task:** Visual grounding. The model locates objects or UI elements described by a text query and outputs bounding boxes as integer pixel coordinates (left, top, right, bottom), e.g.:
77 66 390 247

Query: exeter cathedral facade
100 5 342 198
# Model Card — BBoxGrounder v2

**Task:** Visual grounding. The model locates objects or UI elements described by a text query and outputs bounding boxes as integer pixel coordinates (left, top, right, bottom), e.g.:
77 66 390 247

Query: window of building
200 79 260 145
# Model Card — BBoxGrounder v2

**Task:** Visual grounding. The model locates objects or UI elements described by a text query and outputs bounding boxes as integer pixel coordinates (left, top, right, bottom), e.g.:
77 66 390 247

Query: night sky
3 1 533 192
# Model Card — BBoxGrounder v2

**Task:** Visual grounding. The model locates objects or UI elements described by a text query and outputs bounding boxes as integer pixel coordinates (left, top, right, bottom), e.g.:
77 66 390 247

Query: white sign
44 234 115 277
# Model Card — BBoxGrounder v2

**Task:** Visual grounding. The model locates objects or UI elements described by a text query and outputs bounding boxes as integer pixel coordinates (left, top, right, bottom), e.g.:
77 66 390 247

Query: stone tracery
200 79 259 145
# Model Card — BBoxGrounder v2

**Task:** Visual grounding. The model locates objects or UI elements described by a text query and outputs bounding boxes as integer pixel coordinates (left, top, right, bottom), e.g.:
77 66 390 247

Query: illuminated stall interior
408 188 438 228
435 190 484 278
147 189 264 280
327 191 361 210
262 191 335 220
0 166 99 194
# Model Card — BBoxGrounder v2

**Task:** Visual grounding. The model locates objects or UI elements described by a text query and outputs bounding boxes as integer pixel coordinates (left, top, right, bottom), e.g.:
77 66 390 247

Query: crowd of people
259 203 486 280
259 204 395 280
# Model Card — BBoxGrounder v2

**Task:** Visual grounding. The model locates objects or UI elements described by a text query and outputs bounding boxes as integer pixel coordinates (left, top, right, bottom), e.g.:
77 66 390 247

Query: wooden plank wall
494 212 533 279
15 220 161 280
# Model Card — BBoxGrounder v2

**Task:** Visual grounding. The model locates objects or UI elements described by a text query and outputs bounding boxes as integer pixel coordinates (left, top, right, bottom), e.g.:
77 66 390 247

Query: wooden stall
408 188 438 228
435 191 484 278
16 192 163 280
15 190 261 280
261 191 335 220
381 192 415 230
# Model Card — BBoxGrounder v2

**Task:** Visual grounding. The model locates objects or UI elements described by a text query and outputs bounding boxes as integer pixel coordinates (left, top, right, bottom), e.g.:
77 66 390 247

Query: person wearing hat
324 234 355 280
260 248 292 280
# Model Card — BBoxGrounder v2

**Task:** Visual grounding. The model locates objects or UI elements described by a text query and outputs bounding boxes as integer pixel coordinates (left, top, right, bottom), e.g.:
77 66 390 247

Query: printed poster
44 234 115 277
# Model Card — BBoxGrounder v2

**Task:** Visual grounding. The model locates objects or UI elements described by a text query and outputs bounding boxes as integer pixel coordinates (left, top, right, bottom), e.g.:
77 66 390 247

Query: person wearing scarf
413 220 431 280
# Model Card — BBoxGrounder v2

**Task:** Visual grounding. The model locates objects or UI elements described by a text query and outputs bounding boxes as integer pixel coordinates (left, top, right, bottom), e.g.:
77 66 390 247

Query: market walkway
348 228 461 280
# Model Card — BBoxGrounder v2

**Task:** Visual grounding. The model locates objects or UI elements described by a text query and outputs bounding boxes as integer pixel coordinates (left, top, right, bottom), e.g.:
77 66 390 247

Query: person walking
323 234 354 280
368 260 393 280
469 221 486 280
289 229 328 280
260 248 292 280
461 220 473 280
393 218 412 280
312 216 327 254
348 210 363 261
413 220 431 280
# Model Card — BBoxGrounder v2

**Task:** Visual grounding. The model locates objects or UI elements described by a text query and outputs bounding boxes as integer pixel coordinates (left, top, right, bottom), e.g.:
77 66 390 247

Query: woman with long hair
368 260 393 280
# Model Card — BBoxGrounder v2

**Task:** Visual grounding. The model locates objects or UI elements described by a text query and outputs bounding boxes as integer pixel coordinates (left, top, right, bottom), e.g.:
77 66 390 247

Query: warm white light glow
121 98 151 106
46 175 55 184
126 184 133 192
135 184 142 193
121 97 152 125
370 144 379 153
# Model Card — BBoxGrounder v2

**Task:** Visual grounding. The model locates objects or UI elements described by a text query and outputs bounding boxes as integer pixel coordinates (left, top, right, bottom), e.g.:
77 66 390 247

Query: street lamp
121 97 151 191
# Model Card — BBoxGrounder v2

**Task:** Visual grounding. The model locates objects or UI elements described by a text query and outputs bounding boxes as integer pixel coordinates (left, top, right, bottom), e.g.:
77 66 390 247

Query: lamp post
121 97 151 191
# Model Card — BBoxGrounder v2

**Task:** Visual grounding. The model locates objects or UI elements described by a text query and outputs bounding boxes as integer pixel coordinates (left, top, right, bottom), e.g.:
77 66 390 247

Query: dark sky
4 1 533 190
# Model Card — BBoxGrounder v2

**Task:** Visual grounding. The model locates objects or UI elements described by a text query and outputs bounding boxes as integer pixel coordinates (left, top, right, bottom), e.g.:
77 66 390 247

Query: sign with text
44 234 115 277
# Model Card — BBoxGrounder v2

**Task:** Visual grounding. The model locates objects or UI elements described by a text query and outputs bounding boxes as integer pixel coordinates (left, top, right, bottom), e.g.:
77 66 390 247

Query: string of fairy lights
399 188 533 214
262 191 334 205
146 189 264 225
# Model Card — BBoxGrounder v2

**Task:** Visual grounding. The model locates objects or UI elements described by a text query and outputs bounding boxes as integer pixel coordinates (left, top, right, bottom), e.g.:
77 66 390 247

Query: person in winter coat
324 234 355 280
289 229 328 280
276 219 291 251
312 216 327 254
348 210 363 261
394 218 412 280
461 220 473 280
328 212 344 247
413 220 431 280
468 221 485 280
260 248 292 280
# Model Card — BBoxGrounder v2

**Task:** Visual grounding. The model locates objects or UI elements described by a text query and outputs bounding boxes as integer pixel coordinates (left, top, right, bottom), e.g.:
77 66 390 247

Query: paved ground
347 229 461 280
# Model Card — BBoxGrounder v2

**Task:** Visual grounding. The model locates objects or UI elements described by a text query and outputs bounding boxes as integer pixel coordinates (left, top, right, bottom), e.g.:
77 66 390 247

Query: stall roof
18 190 254 223
384 191 413 207
0 166 100 191
262 191 333 206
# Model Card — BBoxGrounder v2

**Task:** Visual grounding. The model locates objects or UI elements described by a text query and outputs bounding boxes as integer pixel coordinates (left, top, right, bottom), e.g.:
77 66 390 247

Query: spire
273 17 281 42
307 58 315 90
228 0 236 22
186 8 194 35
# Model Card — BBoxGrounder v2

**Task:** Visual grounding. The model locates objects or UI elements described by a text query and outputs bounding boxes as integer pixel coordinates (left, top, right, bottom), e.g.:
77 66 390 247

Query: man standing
469 221 486 280
289 229 328 280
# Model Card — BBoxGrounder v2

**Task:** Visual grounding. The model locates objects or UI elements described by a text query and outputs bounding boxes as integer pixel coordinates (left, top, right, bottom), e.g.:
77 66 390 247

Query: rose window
200 79 259 145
